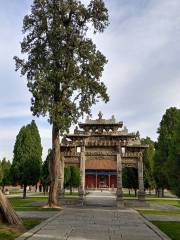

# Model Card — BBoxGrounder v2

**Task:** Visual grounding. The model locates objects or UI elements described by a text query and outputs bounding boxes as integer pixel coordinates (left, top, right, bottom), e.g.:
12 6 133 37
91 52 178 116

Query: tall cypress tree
167 111 180 197
141 137 155 192
11 121 42 198
153 107 179 196
1 158 11 192
14 0 109 206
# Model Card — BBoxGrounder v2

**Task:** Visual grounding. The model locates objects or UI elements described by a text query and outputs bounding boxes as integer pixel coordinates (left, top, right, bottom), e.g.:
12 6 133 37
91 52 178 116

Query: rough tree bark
0 191 22 225
48 124 60 207
23 184 27 199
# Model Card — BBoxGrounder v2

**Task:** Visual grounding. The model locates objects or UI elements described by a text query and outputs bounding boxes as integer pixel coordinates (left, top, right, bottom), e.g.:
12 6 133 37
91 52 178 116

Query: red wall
110 175 117 188
85 175 96 188
85 175 117 189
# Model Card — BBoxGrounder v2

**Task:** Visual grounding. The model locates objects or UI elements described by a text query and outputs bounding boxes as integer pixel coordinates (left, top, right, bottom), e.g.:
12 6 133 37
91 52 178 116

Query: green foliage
11 120 42 190
14 0 109 132
153 107 180 191
41 149 51 191
167 111 180 197
64 166 71 188
0 158 11 189
64 165 80 191
141 137 155 190
0 162 3 183
122 168 138 194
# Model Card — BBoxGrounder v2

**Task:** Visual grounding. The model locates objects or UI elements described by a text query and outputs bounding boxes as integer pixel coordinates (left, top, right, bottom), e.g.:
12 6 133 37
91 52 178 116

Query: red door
110 175 117 188
85 175 96 189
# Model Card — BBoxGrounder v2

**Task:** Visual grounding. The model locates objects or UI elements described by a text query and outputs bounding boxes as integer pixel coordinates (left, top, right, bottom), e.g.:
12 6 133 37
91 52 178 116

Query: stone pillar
79 144 86 199
95 172 97 190
59 155 64 200
108 174 111 190
138 155 145 201
116 145 124 208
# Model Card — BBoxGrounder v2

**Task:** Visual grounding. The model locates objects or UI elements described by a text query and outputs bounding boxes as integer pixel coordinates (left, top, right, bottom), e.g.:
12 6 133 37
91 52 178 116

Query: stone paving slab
17 208 170 240
17 211 57 218
144 214 180 221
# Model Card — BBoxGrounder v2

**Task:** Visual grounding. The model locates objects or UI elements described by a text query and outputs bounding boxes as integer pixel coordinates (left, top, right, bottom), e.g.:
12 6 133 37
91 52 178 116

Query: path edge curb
16 211 63 240
135 210 171 240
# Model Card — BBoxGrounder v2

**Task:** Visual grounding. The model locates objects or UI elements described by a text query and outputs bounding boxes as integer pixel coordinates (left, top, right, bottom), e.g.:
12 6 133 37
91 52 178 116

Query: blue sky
1 0 180 160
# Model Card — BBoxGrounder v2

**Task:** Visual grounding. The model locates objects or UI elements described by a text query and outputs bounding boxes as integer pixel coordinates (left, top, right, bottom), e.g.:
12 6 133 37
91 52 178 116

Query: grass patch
139 209 180 216
9 197 59 211
0 218 45 240
152 221 180 240
22 218 45 230
146 199 180 208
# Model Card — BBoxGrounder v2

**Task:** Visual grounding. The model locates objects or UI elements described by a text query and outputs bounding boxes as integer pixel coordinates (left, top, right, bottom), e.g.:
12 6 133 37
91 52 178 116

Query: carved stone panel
85 151 116 156
86 155 116 161
122 158 138 169
64 157 80 164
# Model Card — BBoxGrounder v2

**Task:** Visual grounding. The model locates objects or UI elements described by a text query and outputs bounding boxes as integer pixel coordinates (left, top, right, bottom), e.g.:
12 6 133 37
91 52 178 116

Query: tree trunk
161 188 164 198
70 185 72 195
128 189 130 196
134 189 137 197
48 124 60 207
0 191 22 225
23 184 27 199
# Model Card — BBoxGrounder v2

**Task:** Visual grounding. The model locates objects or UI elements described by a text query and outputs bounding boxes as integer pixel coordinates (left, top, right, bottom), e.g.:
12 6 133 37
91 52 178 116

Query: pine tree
1 158 11 192
141 137 155 192
11 121 42 198
14 0 109 207
153 107 179 196
167 111 180 197
64 166 80 194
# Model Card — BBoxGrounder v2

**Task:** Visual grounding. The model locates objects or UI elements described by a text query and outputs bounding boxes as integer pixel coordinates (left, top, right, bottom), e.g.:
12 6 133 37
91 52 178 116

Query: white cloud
1 0 180 159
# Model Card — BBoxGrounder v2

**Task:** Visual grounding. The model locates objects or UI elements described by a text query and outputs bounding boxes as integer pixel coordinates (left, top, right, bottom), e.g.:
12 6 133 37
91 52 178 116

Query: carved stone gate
60 112 148 207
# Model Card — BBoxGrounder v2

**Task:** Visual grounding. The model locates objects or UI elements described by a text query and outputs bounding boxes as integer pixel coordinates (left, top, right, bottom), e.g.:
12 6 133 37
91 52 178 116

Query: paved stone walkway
85 190 116 207
17 211 57 219
17 208 170 240
144 214 180 222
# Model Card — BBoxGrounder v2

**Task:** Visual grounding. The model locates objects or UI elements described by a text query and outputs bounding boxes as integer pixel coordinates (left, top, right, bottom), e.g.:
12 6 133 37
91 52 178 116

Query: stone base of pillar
116 188 123 199
79 190 85 206
59 189 64 200
116 199 124 208
79 189 85 199
138 191 145 201
116 189 124 208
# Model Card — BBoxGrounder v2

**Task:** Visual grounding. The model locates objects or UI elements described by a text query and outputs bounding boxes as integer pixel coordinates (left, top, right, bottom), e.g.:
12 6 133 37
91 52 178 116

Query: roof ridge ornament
98 111 103 120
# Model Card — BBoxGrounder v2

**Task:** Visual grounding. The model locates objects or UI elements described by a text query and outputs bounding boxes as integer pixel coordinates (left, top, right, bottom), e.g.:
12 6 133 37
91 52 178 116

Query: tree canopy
166 111 180 197
11 120 42 198
0 158 11 191
14 0 109 132
64 165 80 194
141 137 155 191
153 107 180 196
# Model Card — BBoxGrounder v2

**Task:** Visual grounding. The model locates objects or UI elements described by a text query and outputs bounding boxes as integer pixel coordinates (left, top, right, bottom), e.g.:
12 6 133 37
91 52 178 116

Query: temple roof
79 111 123 128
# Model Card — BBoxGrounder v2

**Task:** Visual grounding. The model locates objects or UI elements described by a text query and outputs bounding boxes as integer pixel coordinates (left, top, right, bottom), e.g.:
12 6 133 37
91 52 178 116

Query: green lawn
9 197 59 211
0 218 45 240
146 199 180 208
139 209 180 216
152 221 180 240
